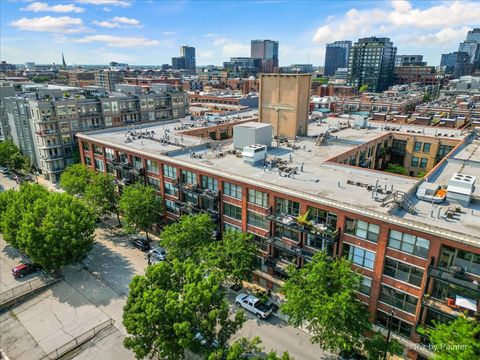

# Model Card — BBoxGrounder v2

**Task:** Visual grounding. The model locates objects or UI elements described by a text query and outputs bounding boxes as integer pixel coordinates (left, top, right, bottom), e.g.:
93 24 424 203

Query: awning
455 295 478 311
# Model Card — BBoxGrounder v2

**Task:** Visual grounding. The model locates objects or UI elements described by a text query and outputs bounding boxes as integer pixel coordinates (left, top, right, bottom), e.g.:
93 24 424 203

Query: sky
1 0 479 67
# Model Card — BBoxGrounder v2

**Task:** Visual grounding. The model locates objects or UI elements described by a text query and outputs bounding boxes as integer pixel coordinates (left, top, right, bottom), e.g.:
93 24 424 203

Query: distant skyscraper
171 56 186 70
251 39 279 73
180 45 196 72
347 37 396 92
324 41 351 76
466 28 480 42
441 52 470 77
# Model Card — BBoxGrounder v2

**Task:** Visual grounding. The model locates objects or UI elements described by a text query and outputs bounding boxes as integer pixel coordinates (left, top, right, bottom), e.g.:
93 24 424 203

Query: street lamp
383 310 395 360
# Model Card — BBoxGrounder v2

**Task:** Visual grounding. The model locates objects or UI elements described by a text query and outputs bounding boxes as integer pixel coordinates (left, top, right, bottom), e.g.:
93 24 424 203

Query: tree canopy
281 251 371 355
119 183 162 239
1 183 95 271
60 163 94 197
84 172 118 218
18 192 96 271
0 141 30 172
123 259 244 359
363 332 403 360
422 316 480 360
359 84 369 92
202 229 258 285
161 213 215 260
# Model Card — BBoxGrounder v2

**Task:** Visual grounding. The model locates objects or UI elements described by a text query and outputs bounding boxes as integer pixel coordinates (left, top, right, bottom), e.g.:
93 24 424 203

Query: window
383 258 424 287
251 233 269 253
181 169 197 185
388 230 430 258
308 207 338 229
414 141 422 152
420 158 428 168
423 143 431 153
439 246 480 276
343 244 375 269
379 285 418 314
275 197 300 216
201 176 218 192
345 218 380 242
184 192 198 205
359 276 372 296
105 148 115 160
275 224 300 242
224 223 241 232
248 189 268 207
146 159 159 174
133 156 142 169
411 156 419 167
165 199 179 215
164 182 178 197
147 177 160 188
85 156 92 166
82 142 90 151
163 165 177 179
94 158 104 172
224 203 242 221
224 182 242 199
247 211 269 230
375 311 412 338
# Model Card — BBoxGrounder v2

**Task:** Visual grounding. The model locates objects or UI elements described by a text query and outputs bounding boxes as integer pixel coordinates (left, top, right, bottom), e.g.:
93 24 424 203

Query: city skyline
1 0 479 66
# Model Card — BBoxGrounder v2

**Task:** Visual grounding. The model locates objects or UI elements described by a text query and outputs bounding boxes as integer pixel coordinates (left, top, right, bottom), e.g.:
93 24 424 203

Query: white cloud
21 2 85 13
198 51 214 60
407 27 473 47
93 16 140 28
75 0 131 7
312 0 480 45
10 16 87 33
211 37 249 58
103 7 111 11
74 35 160 48
204 33 218 38
161 31 176 36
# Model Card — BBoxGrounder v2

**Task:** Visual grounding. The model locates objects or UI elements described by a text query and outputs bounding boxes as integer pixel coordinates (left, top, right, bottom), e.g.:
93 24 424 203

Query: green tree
119 183 162 240
422 316 480 360
364 332 403 360
203 230 257 286
281 251 371 355
359 84 369 92
85 172 120 222
1 183 49 248
0 140 30 172
0 141 19 167
18 192 96 271
208 337 293 360
161 213 215 260
123 259 245 359
0 189 16 232
60 163 93 196
423 92 432 102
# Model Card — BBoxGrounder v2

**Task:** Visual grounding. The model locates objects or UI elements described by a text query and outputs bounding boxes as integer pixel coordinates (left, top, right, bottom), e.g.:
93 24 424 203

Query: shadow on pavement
81 241 136 297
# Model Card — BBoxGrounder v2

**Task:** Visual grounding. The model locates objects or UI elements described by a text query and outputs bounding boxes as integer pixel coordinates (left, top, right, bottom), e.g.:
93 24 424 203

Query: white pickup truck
235 293 273 319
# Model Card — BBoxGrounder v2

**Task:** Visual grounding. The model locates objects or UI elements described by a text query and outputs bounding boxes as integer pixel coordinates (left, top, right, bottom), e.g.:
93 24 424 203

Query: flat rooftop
79 117 479 246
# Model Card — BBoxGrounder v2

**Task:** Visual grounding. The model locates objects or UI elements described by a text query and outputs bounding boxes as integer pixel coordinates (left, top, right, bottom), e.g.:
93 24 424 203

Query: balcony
42 154 63 161
421 297 478 320
173 181 219 200
267 210 338 243
428 266 480 294
40 142 62 149
173 200 220 222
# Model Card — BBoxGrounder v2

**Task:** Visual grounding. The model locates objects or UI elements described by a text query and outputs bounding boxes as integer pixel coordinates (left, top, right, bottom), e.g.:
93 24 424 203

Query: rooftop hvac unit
242 144 267 166
446 173 476 206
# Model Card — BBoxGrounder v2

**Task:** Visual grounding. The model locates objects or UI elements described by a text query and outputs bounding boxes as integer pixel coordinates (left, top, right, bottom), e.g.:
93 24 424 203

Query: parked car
12 263 42 278
149 247 167 261
131 238 151 252
235 293 273 319
1 167 10 175
194 332 219 348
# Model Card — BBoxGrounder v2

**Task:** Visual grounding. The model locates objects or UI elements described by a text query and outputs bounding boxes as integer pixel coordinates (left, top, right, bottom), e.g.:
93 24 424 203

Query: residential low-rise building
77 117 480 360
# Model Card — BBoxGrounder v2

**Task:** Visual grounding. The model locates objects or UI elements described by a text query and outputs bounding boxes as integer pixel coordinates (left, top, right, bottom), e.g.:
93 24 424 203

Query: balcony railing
173 181 220 200
174 200 219 222
428 266 480 294
266 209 338 243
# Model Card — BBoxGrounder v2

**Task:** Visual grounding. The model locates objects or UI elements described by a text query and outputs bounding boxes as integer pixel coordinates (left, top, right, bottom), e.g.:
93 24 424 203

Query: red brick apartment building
77 118 480 360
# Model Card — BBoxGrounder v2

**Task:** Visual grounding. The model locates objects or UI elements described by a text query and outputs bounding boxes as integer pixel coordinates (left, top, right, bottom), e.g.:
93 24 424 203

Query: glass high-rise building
251 39 279 73
441 52 471 78
346 37 396 92
180 46 196 72
324 41 351 76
